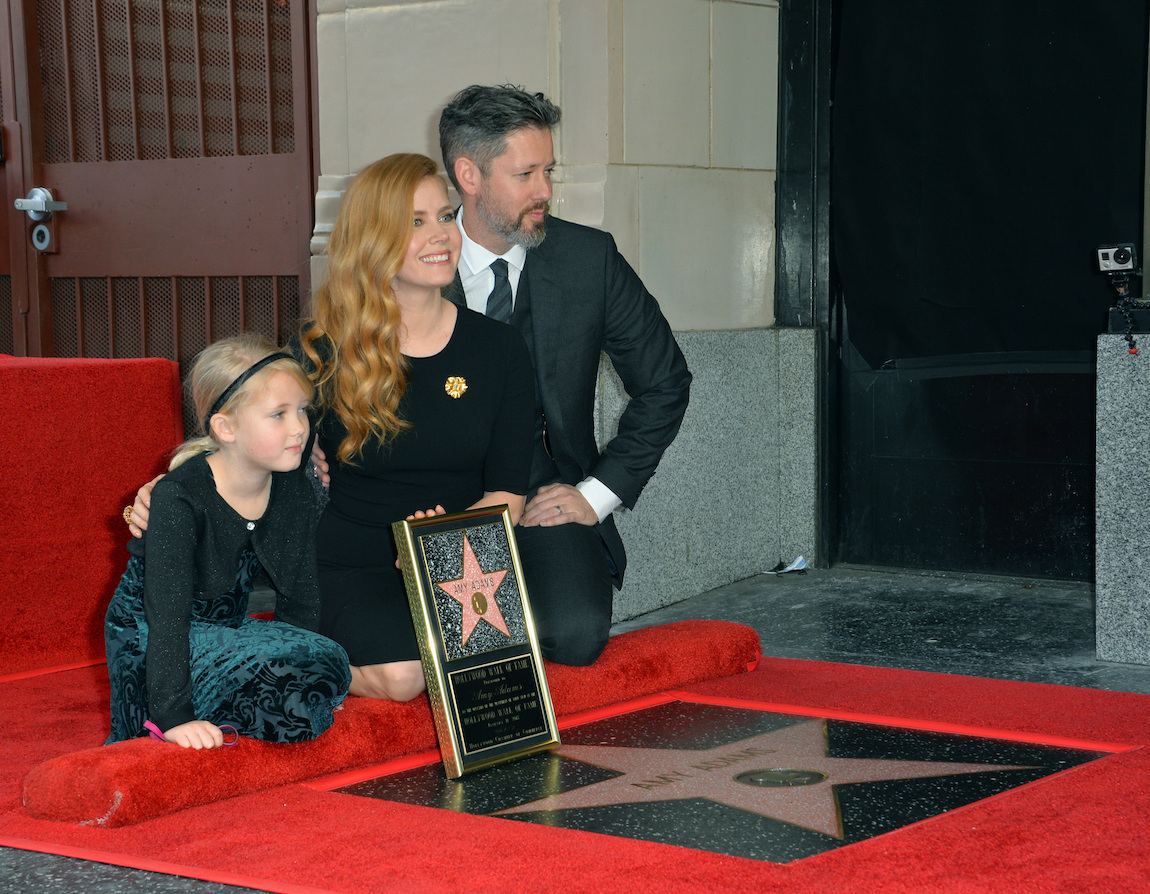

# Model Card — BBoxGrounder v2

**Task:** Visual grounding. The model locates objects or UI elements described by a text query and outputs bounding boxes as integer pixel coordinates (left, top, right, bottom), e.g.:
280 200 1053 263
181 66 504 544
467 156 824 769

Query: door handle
15 187 67 221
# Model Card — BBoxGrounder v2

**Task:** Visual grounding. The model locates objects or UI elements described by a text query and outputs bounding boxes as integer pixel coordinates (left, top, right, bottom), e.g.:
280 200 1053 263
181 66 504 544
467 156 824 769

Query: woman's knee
350 660 425 702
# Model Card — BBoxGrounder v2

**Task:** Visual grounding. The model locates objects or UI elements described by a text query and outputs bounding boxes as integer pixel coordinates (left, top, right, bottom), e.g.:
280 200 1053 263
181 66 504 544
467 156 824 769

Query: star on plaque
495 718 1032 838
435 534 511 648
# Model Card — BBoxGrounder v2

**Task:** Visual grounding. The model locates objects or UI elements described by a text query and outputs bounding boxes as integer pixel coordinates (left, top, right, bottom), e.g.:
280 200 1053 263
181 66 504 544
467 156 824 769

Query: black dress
314 308 534 665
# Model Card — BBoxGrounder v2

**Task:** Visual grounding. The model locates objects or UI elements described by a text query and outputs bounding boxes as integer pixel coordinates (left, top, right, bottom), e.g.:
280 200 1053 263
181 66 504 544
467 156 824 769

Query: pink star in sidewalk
436 534 511 648
495 719 1032 838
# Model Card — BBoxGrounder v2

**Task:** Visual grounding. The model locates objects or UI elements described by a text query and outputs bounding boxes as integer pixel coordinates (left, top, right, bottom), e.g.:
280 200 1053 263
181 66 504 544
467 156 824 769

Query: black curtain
832 2 1148 368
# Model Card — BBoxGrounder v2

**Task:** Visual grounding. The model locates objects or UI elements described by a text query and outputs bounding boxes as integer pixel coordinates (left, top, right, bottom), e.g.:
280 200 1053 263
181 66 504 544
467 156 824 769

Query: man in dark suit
439 85 691 666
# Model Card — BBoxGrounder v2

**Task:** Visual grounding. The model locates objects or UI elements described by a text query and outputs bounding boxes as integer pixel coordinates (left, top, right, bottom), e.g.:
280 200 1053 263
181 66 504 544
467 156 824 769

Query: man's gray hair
439 84 562 192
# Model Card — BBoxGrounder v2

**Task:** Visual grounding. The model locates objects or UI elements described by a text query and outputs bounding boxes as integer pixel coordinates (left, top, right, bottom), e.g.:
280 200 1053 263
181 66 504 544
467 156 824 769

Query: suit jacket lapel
523 237 566 409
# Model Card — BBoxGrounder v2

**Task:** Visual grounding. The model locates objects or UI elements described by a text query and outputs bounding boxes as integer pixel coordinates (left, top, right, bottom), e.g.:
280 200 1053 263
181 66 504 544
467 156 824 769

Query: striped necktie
486 258 513 324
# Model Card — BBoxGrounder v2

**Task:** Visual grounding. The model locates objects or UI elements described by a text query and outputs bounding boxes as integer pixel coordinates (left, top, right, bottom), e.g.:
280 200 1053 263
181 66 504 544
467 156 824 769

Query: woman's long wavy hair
170 334 313 470
300 153 443 464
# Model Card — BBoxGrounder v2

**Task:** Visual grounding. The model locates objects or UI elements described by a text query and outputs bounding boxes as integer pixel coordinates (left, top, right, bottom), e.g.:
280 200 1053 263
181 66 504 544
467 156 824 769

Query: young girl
105 335 350 748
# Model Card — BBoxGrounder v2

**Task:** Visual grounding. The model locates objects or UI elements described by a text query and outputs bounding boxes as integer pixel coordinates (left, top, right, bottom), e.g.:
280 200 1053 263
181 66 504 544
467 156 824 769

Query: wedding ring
557 505 563 515
122 505 134 525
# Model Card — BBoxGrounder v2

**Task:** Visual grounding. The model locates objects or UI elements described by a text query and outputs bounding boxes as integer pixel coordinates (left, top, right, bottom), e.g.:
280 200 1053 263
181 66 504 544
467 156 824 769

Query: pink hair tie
143 719 240 746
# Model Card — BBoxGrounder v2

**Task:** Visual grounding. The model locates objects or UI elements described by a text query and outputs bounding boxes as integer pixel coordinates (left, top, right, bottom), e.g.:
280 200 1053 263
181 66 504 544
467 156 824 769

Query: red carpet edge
21 619 762 826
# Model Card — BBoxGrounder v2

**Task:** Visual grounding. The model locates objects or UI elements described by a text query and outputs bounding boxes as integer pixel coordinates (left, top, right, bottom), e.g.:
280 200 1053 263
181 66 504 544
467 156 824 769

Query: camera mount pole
1143 58 1150 293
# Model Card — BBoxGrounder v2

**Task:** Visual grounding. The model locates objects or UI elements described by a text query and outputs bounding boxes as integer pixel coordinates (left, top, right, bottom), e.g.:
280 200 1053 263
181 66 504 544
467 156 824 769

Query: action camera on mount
1098 242 1145 352
1098 243 1137 273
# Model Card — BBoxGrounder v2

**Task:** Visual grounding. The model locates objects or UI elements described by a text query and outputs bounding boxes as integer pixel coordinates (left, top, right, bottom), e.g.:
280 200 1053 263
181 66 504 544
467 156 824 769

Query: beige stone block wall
312 0 779 331
317 0 551 175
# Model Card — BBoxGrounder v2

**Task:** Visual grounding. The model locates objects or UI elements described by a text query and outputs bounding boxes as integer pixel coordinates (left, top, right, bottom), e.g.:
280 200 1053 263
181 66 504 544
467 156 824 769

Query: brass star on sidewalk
495 719 1032 838
435 534 511 648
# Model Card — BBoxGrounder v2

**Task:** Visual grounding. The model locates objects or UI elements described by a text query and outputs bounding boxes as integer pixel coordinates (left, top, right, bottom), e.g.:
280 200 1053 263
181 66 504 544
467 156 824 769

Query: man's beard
476 192 549 250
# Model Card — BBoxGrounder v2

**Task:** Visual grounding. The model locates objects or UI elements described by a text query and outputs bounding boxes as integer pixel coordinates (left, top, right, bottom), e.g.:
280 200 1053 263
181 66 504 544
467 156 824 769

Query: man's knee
517 522 614 665
537 609 610 666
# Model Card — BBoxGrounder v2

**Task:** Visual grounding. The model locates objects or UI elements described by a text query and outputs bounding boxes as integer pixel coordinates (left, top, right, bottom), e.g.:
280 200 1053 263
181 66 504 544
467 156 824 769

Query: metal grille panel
80 277 111 356
48 275 299 356
0 278 13 355
48 278 79 356
38 0 295 164
111 277 143 356
209 276 241 340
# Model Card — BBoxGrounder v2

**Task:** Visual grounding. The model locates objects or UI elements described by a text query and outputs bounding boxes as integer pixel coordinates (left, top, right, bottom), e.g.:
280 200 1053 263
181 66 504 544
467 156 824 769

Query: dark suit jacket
450 216 691 585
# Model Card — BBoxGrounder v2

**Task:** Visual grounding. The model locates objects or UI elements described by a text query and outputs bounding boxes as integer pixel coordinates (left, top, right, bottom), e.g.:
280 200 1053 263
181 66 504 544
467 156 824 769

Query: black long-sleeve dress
312 308 534 666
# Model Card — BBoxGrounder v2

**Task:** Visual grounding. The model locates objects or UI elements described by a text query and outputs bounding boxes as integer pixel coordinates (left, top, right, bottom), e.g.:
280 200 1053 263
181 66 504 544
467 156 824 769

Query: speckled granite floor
4 565 1147 892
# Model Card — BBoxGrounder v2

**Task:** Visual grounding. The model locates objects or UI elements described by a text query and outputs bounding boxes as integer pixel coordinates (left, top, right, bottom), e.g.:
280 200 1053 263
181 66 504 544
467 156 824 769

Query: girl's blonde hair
170 334 313 470
299 152 444 464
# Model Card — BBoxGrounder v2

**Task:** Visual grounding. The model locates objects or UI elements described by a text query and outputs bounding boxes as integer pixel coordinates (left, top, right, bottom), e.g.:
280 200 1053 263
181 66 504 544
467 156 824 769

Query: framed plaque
392 506 560 778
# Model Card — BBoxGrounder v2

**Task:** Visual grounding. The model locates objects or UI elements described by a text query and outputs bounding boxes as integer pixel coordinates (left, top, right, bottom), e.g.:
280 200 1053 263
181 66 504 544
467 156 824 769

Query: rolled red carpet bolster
23 620 760 827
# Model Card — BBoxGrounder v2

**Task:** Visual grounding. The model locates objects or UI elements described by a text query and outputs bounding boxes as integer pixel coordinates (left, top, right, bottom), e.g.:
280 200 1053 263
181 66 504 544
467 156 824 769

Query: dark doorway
828 2 1148 580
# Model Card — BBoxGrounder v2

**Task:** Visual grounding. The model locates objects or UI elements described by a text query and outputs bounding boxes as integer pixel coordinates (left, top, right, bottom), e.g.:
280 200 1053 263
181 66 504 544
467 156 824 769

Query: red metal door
0 0 313 379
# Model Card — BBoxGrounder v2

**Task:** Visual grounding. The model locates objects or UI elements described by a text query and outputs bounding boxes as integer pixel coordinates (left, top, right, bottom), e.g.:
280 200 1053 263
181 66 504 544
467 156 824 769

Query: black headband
204 352 294 436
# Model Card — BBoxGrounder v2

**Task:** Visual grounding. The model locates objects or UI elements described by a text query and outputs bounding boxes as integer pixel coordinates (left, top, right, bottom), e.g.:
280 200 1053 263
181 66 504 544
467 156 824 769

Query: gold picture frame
392 505 560 778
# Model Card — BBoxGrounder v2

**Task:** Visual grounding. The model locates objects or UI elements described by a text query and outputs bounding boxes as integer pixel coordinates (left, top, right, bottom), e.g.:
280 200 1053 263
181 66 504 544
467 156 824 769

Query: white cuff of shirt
577 477 622 524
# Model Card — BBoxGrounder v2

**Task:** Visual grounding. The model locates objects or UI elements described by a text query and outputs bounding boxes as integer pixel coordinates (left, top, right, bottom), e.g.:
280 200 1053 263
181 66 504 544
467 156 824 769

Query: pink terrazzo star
495 719 1032 838
435 534 511 648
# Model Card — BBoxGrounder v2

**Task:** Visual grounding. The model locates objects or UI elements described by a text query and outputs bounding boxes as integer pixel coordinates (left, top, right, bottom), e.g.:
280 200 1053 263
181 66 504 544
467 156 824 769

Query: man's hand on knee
520 483 596 527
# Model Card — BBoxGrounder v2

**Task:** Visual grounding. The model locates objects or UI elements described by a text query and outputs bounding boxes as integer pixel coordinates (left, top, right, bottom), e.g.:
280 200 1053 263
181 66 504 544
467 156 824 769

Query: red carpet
3 644 1148 892
0 355 183 676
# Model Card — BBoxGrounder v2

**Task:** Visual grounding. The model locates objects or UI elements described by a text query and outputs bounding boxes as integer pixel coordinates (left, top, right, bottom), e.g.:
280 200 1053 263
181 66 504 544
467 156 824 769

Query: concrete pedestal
1096 333 1150 663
